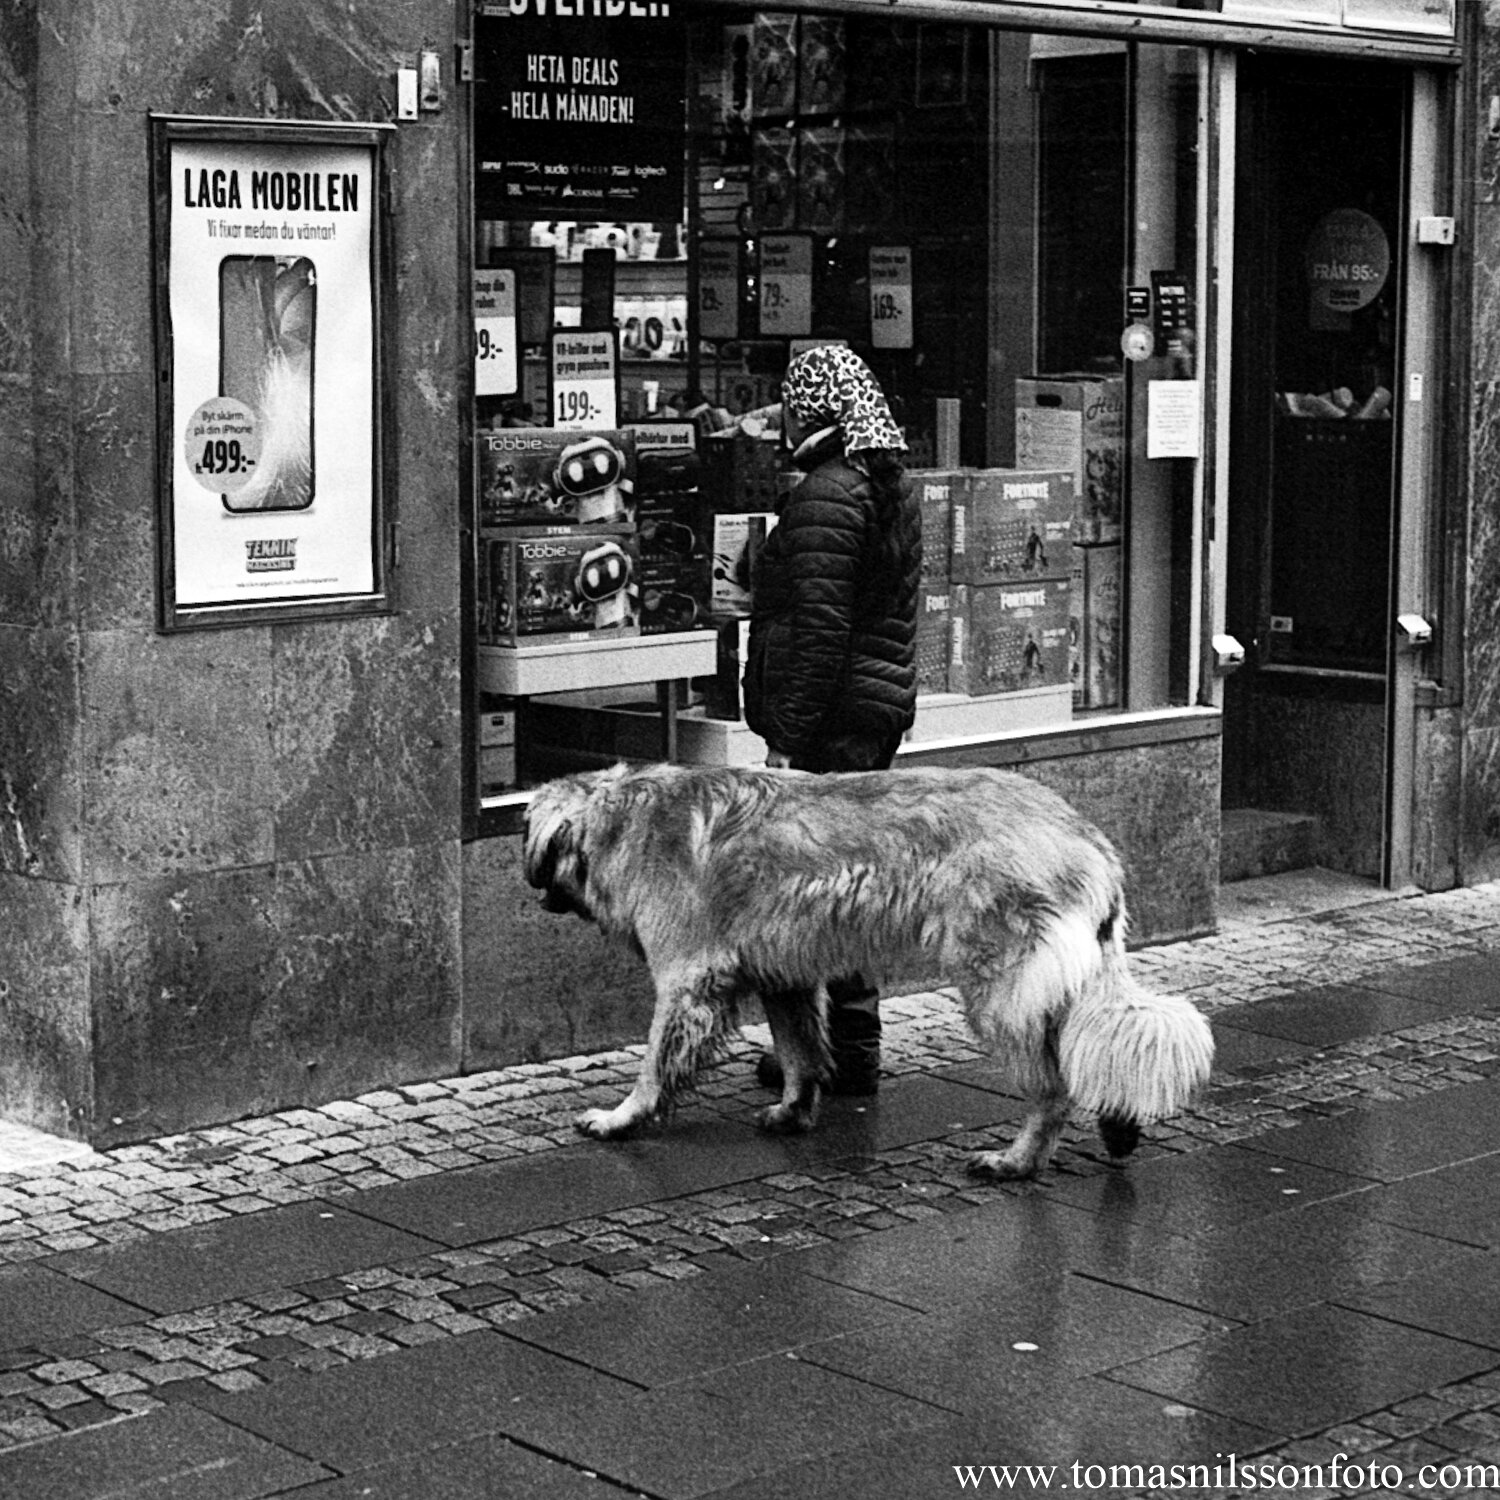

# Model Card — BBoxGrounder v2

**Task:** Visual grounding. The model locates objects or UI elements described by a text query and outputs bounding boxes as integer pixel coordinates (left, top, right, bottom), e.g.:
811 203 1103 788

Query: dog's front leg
758 987 831 1135
575 959 734 1140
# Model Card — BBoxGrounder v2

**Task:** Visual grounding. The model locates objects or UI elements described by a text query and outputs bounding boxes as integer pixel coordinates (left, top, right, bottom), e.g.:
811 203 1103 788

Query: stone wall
0 1 465 1144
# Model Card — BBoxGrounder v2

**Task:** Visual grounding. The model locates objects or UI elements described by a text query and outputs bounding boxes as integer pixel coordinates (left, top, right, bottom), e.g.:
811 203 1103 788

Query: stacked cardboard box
1015 376 1125 706
908 466 1075 701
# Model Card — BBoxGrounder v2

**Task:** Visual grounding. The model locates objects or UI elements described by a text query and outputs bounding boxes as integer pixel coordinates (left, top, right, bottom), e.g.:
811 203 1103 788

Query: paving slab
1337 1244 1500 1350
261 1431 623 1499
1359 950 1500 1009
498 1349 950 1499
1108 1301 1498 1435
0 1401 329 1499
1039 1142 1370 1236
0 1262 153 1345
1238 1077 1500 1182
1207 1024 1317 1076
330 1113 797 1247
188 1329 642 1473
773 1074 1029 1159
795 1278 1231 1399
335 1078 1017 1247
1062 1195 1484 1323
503 1255 921 1387
1350 1151 1500 1249
1212 982 1467 1048
701 1399 1275 1500
790 1193 1189 1314
42 1201 444 1316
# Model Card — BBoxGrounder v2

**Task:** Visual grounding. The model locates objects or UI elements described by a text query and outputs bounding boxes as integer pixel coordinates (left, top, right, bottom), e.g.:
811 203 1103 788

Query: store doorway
1222 56 1412 885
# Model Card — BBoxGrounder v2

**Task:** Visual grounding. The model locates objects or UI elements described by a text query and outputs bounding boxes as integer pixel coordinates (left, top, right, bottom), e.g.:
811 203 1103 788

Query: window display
470 9 1206 807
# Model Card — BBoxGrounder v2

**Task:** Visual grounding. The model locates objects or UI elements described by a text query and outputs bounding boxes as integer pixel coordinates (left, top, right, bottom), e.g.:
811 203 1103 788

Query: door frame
1206 52 1448 890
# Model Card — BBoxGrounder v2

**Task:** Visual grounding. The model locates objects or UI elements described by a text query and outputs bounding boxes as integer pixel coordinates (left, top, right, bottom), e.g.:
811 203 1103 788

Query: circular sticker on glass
183 398 263 495
1304 208 1390 312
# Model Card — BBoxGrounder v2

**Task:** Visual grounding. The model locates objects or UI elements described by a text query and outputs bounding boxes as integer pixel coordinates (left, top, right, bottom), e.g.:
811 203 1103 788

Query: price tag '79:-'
550 330 619 430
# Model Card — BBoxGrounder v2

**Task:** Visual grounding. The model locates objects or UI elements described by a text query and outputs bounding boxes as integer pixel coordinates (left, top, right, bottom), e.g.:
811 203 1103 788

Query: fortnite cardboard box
949 579 1071 697
907 468 958 583
1071 542 1123 709
479 428 637 528
950 469 1074 585
484 526 640 644
1014 376 1124 544
916 583 952 696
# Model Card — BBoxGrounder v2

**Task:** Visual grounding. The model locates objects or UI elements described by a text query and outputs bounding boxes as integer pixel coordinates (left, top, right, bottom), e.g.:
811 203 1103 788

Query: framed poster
151 116 393 630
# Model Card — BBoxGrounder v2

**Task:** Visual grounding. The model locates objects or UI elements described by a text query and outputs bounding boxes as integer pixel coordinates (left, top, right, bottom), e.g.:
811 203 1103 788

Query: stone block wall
0 2 465 1144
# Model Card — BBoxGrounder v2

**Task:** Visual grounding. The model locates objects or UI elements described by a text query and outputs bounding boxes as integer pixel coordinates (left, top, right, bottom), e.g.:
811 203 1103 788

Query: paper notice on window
1147 380 1201 459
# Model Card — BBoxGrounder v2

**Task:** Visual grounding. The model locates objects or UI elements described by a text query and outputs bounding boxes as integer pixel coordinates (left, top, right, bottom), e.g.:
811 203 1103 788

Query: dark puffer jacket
743 430 923 771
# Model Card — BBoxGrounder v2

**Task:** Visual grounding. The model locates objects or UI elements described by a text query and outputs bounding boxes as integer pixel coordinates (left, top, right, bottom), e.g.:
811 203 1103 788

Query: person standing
742 344 923 1095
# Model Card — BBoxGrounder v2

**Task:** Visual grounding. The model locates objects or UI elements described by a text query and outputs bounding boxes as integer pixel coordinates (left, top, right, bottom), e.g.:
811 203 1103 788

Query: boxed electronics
478 702 517 794
483 526 640 644
479 428 637 527
1071 543 1123 709
709 512 778 616
907 468 958 583
950 468 1075 585
916 583 952 696
1014 376 1124 543
948 578 1071 696
635 438 712 634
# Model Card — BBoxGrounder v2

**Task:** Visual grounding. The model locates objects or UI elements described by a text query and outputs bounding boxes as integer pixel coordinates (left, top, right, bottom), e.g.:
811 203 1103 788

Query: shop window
468 7 1206 812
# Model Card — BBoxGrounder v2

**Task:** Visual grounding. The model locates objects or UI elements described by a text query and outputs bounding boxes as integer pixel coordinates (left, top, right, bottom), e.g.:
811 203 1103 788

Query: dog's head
522 764 633 923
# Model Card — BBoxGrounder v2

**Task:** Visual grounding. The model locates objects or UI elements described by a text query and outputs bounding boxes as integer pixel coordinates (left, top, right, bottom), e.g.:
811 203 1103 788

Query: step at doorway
1221 806 1321 883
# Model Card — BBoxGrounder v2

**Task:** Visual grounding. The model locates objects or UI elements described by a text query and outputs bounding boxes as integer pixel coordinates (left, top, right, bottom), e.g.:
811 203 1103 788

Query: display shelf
523 682 1074 770
479 631 716 697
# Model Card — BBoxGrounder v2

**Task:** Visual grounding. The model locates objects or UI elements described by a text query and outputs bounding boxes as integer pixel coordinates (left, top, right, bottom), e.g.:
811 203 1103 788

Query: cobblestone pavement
5 878 1500 1495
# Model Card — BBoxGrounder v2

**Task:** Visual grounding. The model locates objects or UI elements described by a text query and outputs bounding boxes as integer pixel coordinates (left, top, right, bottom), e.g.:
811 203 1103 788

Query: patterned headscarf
780 345 906 456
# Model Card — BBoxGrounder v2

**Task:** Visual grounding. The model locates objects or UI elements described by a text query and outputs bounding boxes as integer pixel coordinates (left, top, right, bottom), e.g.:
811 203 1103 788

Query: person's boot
757 976 881 1095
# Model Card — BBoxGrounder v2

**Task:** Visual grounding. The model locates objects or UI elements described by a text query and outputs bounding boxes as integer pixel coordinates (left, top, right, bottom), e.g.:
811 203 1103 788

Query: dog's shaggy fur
524 762 1214 1179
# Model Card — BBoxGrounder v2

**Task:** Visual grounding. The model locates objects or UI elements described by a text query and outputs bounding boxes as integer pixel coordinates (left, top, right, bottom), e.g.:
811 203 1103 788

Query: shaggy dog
524 762 1214 1179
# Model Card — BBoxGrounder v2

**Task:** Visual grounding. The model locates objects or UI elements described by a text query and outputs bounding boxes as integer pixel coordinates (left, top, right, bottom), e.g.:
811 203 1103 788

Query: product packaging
908 468 959 583
948 578 1071 696
1070 542 1122 709
916 583 952 695
479 428 637 527
950 468 1074 585
1014 376 1125 544
484 526 640 644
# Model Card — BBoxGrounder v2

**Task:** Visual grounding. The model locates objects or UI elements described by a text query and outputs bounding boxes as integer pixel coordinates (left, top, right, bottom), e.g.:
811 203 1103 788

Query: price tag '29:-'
550 330 619 430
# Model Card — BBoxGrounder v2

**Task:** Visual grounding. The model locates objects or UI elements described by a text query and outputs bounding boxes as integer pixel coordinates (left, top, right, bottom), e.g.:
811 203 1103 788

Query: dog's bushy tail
1058 945 1214 1156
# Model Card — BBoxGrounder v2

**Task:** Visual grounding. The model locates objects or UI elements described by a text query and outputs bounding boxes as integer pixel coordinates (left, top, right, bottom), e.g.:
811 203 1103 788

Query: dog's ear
524 809 593 917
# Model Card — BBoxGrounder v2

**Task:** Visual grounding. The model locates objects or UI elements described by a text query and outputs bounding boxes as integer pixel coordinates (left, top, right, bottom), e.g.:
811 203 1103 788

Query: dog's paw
757 1101 816 1136
966 1150 1038 1182
574 1107 640 1140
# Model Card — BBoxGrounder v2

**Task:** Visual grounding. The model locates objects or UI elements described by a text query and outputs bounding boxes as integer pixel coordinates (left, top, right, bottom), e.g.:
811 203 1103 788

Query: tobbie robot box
484 526 640 644
479 428 637 527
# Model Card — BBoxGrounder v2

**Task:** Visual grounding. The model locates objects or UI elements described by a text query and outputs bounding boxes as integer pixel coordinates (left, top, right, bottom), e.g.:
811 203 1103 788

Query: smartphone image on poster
218 255 317 512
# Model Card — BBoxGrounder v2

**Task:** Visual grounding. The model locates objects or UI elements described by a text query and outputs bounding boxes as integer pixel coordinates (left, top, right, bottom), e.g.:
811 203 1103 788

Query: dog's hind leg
758 987 832 1135
576 958 740 1140
967 1020 1072 1181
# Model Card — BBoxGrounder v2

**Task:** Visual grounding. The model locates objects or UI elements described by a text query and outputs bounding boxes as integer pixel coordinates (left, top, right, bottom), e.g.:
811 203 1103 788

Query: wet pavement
4 873 1500 1497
